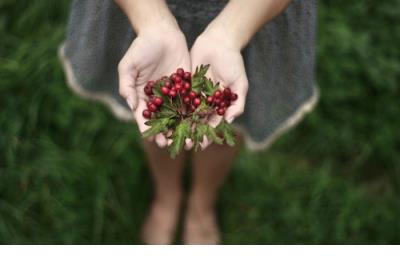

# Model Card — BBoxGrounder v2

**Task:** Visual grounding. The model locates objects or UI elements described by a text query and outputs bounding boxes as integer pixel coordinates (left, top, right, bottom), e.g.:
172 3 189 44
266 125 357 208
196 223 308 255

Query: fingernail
226 117 234 123
127 99 134 110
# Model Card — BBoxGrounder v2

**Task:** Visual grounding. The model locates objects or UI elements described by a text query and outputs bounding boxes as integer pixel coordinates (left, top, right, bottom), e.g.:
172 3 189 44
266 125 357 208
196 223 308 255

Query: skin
115 0 292 244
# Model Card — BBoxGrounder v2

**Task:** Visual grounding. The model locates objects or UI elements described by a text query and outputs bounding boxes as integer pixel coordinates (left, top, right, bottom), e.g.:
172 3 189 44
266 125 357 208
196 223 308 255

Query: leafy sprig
142 64 236 158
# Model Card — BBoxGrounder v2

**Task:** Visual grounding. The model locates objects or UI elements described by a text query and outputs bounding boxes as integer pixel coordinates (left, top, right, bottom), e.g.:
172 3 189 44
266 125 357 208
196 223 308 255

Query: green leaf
195 64 210 77
157 107 177 118
193 123 208 151
191 64 210 94
206 125 223 145
204 78 219 96
216 120 236 146
192 123 223 151
169 120 191 158
143 117 171 138
191 77 204 94
152 81 163 97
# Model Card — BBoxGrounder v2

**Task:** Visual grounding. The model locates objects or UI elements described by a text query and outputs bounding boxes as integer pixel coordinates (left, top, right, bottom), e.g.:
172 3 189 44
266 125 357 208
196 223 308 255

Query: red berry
183 72 191 81
147 81 155 88
153 97 163 106
217 108 225 116
171 73 178 80
144 87 152 96
219 101 227 108
180 89 187 95
183 96 191 104
183 82 191 90
214 90 222 98
225 99 231 107
223 88 232 98
231 93 238 101
206 96 214 104
142 109 151 119
193 97 201 107
148 103 157 112
214 98 221 105
175 83 182 91
174 76 182 84
164 81 172 88
190 105 196 112
169 89 177 98
161 86 169 95
188 91 196 99
146 101 152 109
176 68 184 77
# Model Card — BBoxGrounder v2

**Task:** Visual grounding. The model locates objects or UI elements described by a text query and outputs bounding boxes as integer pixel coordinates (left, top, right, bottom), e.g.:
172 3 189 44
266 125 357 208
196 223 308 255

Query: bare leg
141 140 186 244
183 134 242 244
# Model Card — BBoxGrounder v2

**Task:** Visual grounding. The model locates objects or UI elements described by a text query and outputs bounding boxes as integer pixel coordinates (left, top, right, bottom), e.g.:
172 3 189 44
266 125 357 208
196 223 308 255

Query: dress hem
58 42 319 151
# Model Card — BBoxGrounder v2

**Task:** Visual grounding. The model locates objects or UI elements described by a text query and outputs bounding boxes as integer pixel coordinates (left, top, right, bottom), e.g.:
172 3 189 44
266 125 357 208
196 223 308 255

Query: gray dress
59 0 318 150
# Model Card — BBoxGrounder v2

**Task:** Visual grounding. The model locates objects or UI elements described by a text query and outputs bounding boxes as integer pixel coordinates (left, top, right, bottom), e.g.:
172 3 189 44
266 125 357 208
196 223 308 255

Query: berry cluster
140 65 237 158
142 67 237 120
206 87 238 116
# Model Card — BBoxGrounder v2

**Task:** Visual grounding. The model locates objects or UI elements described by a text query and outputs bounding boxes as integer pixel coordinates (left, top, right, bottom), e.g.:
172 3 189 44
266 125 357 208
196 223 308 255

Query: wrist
137 14 180 36
136 16 180 37
202 20 246 51
116 0 179 35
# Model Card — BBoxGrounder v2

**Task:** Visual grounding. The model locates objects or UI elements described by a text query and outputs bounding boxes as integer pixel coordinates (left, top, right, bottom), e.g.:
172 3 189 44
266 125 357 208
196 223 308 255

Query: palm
189 34 248 148
118 27 190 146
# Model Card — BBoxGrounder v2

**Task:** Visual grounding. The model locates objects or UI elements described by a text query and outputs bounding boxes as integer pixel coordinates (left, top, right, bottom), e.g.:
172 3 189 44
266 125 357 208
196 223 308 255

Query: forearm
114 0 178 34
207 0 292 50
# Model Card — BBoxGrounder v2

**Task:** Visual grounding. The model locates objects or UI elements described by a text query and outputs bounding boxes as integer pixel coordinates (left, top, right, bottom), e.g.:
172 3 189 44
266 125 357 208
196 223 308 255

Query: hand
189 25 249 149
118 22 191 148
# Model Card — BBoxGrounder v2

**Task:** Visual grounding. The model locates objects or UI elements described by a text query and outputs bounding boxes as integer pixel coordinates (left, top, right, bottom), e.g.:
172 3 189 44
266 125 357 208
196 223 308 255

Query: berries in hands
141 68 238 119
141 65 239 158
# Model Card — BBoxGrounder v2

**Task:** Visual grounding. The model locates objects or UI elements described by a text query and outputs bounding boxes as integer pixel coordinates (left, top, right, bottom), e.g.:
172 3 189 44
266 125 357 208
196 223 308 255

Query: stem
177 92 183 108
164 103 178 112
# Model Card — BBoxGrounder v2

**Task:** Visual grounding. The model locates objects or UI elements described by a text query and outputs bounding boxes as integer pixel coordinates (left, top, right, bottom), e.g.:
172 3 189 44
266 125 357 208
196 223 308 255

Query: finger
184 138 193 150
155 133 169 148
133 99 150 133
118 62 138 110
225 77 248 123
200 135 211 150
166 130 173 138
208 113 223 128
167 139 173 146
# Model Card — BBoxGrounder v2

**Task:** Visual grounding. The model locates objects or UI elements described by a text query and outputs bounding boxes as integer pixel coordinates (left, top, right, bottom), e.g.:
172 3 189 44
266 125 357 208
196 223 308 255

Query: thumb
224 77 248 123
118 63 138 111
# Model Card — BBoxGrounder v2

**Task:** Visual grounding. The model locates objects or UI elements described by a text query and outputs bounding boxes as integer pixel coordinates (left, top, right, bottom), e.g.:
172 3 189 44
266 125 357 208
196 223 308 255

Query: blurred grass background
0 0 399 244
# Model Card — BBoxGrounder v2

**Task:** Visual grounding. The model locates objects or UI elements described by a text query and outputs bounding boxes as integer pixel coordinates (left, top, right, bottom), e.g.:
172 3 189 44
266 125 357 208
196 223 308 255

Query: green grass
0 0 399 244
